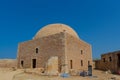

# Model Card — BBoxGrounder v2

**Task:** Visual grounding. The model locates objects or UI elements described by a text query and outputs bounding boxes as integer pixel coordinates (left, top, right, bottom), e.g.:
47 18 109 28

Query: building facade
17 23 92 73
94 50 120 73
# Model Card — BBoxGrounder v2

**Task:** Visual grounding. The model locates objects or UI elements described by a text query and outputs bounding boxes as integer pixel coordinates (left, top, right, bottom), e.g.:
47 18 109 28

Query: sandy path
13 70 120 80
0 69 120 80
0 69 23 80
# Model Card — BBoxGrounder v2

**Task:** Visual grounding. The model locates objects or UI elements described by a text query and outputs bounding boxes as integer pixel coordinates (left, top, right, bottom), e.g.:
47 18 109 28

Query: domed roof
34 23 79 39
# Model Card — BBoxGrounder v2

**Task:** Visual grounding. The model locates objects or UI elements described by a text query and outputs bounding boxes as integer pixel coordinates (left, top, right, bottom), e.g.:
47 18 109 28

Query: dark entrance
32 59 36 68
88 65 92 76
21 60 24 67
117 54 120 67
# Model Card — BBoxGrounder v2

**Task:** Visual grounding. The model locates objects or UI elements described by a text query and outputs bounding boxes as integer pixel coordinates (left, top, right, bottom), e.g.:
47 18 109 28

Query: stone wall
17 31 92 73
94 51 120 73
17 32 65 71
65 32 92 72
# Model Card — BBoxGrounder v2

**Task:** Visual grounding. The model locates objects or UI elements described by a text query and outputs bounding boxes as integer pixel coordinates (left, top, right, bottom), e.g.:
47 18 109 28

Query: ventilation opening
32 59 36 68
70 60 73 69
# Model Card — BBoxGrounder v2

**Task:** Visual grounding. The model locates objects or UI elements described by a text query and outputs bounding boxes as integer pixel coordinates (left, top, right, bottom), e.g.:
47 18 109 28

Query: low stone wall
0 59 17 68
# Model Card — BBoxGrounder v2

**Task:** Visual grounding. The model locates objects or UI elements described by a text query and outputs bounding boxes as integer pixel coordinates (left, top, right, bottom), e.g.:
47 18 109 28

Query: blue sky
0 0 120 59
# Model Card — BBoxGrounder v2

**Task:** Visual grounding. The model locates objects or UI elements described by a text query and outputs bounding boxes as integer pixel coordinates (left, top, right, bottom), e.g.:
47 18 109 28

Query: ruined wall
100 54 116 72
45 56 58 75
94 60 102 69
17 32 65 71
65 33 92 72
95 51 120 73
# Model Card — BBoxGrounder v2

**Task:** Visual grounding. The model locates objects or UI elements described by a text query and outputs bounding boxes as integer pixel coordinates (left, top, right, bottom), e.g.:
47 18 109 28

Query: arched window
36 48 38 53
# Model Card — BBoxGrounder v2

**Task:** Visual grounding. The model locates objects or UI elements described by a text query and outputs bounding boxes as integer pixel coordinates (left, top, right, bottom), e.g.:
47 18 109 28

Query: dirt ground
0 68 120 80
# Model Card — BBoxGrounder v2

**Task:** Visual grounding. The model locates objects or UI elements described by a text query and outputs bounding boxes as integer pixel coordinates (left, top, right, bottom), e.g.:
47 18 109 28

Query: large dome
34 23 79 39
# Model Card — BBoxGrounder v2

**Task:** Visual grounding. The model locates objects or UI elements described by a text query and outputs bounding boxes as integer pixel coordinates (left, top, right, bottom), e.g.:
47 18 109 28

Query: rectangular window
109 57 112 62
88 61 90 66
81 50 83 54
103 58 105 62
70 60 73 69
81 60 83 66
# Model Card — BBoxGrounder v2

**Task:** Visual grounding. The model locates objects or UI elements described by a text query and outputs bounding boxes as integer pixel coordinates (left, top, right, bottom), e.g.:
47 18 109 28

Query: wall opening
21 60 24 67
117 54 120 67
109 57 112 62
103 58 105 62
32 59 36 68
70 60 73 69
81 50 83 54
81 60 83 66
36 48 38 53
88 61 90 66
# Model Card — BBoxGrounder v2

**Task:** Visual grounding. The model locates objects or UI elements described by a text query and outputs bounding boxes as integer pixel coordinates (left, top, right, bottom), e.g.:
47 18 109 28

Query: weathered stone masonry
17 23 92 73
94 51 120 73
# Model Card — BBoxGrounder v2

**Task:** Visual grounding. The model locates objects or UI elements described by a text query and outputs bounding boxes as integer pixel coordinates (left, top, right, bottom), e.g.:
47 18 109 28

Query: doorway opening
117 54 120 67
32 59 36 68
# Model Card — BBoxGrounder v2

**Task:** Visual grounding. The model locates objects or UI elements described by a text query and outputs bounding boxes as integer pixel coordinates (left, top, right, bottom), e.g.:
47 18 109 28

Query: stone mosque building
17 23 92 74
